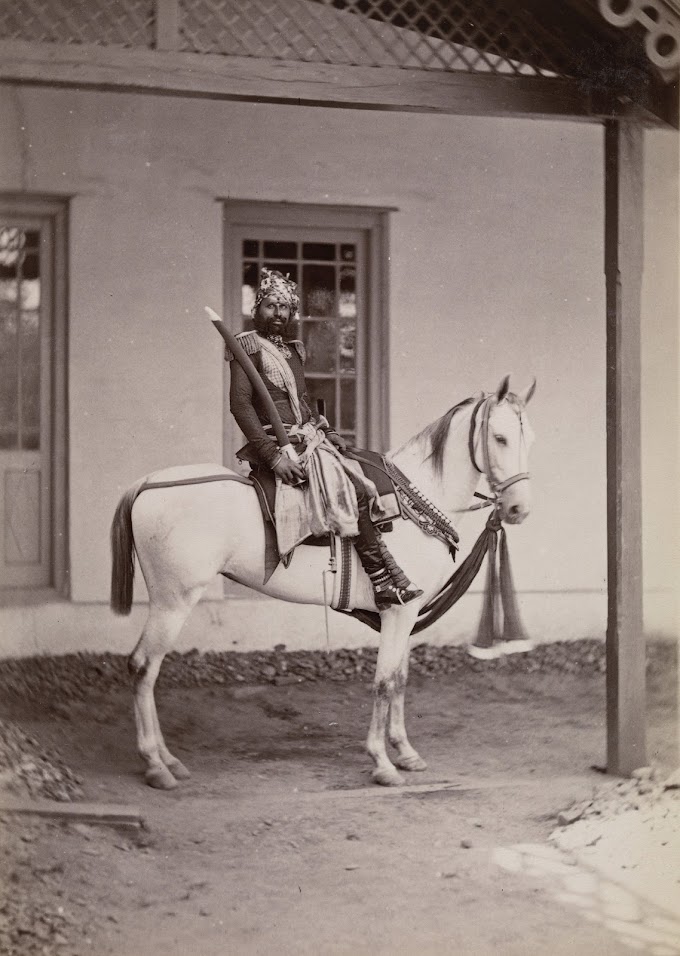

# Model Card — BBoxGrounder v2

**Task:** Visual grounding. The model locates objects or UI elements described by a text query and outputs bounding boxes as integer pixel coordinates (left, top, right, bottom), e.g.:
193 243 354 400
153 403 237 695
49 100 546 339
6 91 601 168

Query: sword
205 306 299 462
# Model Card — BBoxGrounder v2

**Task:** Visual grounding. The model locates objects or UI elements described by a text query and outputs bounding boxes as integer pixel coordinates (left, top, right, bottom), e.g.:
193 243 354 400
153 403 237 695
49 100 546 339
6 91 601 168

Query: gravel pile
0 720 83 802
555 765 680 827
0 638 673 707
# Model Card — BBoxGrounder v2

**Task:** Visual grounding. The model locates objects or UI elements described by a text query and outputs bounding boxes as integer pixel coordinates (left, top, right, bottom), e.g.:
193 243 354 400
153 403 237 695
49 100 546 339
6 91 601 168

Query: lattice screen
179 0 574 76
0 0 155 47
0 0 616 80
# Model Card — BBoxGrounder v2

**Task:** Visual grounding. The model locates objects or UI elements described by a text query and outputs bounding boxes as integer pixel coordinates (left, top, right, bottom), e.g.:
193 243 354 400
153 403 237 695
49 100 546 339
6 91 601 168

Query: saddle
249 448 402 580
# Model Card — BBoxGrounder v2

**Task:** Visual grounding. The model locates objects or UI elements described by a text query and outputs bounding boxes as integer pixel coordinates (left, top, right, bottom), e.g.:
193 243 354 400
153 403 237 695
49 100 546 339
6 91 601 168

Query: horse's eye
495 435 507 446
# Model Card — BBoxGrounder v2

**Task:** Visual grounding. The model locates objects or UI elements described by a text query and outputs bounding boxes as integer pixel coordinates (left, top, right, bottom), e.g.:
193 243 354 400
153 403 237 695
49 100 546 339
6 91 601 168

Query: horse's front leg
366 605 420 786
389 643 428 772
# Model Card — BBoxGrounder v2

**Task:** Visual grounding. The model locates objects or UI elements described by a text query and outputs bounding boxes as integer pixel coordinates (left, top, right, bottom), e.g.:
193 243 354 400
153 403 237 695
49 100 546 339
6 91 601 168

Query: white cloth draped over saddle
275 422 383 557
256 335 383 556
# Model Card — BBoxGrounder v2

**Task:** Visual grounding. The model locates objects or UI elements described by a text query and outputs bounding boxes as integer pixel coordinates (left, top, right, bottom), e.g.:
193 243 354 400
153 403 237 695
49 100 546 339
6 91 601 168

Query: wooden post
604 119 646 775
154 0 180 51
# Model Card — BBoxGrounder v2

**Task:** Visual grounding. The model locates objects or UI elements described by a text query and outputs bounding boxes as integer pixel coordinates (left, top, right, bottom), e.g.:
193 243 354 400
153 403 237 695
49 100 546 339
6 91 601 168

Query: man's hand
327 432 347 452
273 456 306 485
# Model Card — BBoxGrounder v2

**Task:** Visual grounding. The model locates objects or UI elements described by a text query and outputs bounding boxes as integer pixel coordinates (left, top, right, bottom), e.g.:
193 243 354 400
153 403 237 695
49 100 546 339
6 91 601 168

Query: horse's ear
495 375 511 402
518 378 537 406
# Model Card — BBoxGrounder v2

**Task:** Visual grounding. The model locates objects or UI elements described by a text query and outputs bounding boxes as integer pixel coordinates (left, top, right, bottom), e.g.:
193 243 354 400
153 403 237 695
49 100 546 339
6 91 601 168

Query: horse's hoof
395 755 428 772
371 766 405 787
165 758 191 780
145 766 178 790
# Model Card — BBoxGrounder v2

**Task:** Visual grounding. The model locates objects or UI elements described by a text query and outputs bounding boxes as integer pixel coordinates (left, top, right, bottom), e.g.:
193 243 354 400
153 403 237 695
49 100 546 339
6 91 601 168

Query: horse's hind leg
366 605 420 787
129 599 200 790
389 645 427 773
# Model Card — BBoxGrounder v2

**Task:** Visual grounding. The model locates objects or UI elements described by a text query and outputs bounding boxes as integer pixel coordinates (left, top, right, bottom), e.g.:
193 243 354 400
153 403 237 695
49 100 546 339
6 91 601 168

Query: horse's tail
110 479 145 616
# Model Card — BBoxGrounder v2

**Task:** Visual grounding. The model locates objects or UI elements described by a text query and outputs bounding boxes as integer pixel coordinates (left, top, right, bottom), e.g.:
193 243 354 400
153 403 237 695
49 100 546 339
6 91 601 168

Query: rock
460 839 473 849
632 766 654 781
663 769 680 790
557 804 586 826
71 824 93 840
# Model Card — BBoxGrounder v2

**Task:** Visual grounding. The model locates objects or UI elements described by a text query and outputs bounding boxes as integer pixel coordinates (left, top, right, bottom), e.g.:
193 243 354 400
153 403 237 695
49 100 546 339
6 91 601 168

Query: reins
463 394 530 511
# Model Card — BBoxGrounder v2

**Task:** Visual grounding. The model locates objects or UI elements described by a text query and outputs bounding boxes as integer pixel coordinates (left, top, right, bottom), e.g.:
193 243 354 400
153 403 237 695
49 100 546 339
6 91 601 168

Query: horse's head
472 376 536 524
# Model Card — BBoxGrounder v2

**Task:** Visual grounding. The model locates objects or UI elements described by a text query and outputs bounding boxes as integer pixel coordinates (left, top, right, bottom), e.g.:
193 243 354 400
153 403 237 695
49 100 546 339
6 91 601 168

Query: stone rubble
0 638 672 708
0 719 83 803
554 764 680 830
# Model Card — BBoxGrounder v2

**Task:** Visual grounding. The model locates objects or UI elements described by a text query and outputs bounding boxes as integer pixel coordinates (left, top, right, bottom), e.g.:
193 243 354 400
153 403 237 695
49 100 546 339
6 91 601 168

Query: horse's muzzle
503 502 530 524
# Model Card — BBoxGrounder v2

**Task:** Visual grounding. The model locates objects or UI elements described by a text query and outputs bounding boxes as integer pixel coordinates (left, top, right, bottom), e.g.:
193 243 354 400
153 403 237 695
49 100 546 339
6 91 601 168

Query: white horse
110 376 535 790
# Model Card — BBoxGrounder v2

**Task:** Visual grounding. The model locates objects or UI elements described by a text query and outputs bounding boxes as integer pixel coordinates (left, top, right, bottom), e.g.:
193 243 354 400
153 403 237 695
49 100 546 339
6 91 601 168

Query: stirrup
375 583 424 611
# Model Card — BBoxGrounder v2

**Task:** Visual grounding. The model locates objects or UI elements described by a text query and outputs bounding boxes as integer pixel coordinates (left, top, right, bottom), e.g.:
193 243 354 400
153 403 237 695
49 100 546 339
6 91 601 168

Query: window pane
339 266 356 319
22 251 39 281
0 226 25 268
0 360 18 447
339 323 356 372
302 321 336 373
243 239 259 258
242 261 258 315
21 278 40 311
24 229 40 250
302 242 335 261
263 241 297 259
340 244 356 262
305 378 335 426
20 308 40 442
302 264 335 317
0 276 18 304
340 379 356 432
0 298 18 446
21 365 40 438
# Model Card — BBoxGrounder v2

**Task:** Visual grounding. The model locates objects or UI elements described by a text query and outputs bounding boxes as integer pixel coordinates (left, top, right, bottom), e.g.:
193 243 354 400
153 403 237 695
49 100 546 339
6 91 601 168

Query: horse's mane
399 397 476 479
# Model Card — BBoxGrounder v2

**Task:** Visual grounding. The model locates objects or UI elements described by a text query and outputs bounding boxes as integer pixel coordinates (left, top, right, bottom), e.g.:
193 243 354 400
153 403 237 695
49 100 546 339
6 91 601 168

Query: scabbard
208 311 292 453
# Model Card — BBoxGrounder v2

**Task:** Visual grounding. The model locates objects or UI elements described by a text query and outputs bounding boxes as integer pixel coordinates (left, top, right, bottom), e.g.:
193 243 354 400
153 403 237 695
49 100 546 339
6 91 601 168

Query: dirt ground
0 651 678 956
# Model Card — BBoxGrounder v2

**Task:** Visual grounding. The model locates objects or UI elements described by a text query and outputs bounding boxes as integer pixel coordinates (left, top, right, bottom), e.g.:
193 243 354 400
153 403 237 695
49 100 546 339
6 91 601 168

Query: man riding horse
227 267 423 610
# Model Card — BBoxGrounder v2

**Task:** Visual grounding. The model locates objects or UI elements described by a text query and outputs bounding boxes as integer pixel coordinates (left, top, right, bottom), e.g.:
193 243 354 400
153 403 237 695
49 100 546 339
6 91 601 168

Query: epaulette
288 339 306 363
223 330 261 362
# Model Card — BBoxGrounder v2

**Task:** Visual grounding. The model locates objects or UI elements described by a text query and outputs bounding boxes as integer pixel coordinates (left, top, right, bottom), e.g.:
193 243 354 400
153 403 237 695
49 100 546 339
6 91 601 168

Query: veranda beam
0 39 674 125
604 119 646 776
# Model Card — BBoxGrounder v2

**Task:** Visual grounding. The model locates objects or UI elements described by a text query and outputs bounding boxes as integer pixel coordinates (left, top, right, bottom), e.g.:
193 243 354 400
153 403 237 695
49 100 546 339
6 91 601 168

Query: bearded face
254 294 292 338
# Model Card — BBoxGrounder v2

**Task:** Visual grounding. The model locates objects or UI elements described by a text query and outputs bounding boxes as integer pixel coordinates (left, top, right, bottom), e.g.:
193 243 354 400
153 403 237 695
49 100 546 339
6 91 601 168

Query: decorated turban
252 267 300 319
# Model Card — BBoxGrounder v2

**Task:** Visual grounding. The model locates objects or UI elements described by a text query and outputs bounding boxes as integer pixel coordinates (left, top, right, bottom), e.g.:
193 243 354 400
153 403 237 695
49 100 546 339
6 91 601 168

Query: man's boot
352 491 423 611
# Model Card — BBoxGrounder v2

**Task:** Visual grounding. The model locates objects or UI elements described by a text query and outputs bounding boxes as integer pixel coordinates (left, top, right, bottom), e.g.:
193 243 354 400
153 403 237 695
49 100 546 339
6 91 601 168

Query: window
223 202 390 465
0 226 42 453
240 237 360 444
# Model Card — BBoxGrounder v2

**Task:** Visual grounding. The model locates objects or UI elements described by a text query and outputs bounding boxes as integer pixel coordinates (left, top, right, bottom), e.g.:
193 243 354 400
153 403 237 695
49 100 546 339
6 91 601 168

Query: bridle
466 394 530 511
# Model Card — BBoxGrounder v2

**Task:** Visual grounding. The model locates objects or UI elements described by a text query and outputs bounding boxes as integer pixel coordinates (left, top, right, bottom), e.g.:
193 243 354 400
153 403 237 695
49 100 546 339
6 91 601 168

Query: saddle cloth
250 448 402 583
